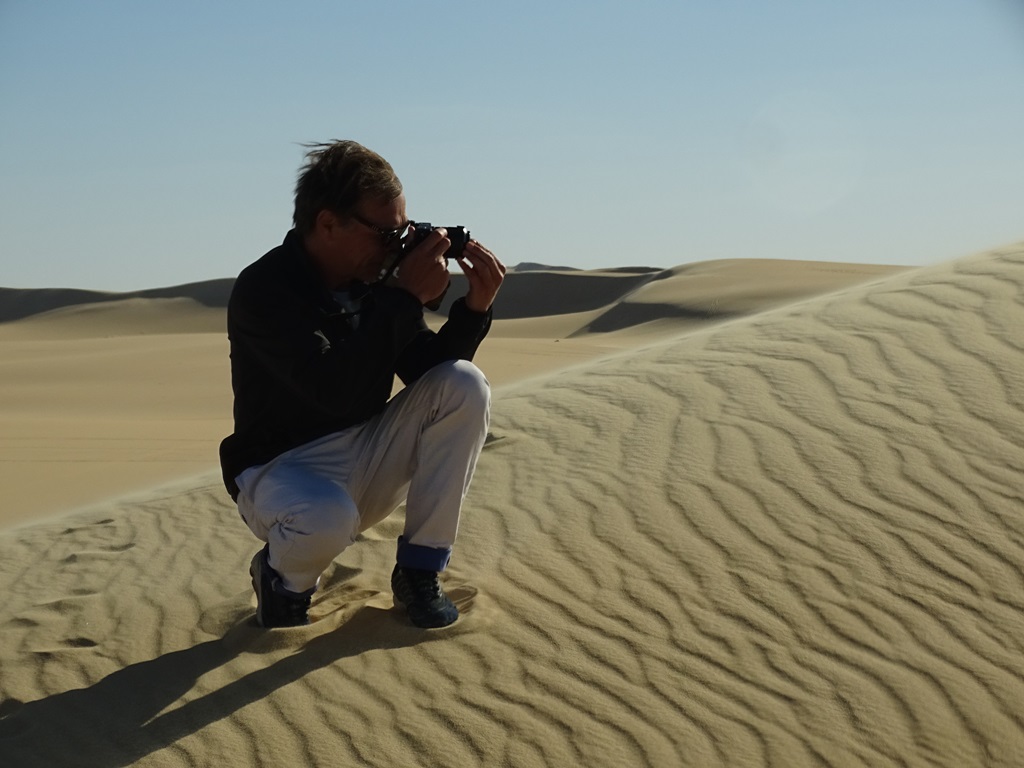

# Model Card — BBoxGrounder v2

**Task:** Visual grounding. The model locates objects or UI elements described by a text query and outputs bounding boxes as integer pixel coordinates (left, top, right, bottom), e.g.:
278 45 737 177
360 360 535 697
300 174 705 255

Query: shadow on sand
0 604 435 768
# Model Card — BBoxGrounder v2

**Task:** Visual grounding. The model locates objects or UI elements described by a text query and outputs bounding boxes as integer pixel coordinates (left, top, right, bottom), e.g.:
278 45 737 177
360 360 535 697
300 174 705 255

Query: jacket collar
280 228 373 315
281 228 336 307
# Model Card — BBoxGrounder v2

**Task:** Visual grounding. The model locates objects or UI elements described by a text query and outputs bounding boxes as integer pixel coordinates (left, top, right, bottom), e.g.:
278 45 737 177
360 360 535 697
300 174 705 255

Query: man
220 140 505 629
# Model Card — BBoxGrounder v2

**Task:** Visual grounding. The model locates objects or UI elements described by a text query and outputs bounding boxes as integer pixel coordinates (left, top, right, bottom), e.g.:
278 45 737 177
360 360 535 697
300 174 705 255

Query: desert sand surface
3 248 1024 766
0 259 902 528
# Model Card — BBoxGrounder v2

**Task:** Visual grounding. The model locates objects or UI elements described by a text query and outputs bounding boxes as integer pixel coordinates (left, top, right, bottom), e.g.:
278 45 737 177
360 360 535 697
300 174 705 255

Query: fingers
455 240 506 313
458 240 506 281
407 228 450 263
456 254 499 290
394 228 452 305
424 228 451 261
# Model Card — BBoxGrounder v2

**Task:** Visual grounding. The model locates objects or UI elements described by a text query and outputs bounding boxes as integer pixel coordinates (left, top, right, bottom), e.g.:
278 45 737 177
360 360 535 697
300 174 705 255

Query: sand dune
0 260 901 527
0 297 227 339
2 247 1024 766
578 258 906 334
0 280 234 323
0 259 902 334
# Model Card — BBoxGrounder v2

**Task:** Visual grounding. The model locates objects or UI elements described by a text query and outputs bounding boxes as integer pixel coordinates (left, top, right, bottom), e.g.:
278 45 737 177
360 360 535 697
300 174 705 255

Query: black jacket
219 229 492 500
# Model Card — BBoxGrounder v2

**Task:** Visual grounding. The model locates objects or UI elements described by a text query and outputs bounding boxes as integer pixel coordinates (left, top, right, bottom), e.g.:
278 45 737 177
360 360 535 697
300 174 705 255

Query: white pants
235 360 490 593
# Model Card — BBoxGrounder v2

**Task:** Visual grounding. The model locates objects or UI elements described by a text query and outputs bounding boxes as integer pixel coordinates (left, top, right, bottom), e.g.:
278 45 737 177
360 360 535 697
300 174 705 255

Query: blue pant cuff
396 536 452 572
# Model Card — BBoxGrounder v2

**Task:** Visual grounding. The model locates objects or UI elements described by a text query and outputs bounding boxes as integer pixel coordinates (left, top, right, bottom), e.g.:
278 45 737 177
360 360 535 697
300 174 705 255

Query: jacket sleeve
395 296 492 385
229 273 425 417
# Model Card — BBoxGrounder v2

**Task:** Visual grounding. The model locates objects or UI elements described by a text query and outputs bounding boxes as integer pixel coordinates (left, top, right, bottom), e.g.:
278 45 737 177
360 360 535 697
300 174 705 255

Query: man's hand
456 240 506 313
394 227 452 306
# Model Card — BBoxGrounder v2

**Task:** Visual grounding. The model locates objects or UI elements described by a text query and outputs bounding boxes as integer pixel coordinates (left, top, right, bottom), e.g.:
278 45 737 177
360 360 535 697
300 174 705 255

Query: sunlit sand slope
472 244 1024 766
1 244 1023 767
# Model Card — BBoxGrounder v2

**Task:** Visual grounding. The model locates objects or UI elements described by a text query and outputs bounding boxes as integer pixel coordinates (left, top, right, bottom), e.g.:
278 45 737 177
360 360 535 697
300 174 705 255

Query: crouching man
219 140 505 629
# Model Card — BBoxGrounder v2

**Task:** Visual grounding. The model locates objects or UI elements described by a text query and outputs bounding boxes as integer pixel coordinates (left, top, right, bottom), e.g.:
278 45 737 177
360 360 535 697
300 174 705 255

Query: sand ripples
2 246 1024 766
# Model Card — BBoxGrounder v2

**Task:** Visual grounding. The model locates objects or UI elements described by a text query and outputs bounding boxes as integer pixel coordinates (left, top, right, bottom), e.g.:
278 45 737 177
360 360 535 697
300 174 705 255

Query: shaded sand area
3 248 1024 766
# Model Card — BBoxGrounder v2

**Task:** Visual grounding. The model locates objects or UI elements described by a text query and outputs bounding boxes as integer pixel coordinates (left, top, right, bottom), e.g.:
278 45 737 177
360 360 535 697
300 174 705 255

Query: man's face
326 193 408 285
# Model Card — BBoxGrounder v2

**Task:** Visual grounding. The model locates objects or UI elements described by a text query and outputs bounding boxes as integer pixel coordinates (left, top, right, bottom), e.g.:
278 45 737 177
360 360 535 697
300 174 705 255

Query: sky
1 0 1023 291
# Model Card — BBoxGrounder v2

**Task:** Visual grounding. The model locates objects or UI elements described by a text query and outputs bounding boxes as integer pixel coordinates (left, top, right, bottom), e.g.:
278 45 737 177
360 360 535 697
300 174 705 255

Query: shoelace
406 571 442 600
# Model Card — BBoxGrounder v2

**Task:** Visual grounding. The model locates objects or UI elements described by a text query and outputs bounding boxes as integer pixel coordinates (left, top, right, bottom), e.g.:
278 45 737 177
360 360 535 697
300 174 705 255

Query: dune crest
2 245 1024 766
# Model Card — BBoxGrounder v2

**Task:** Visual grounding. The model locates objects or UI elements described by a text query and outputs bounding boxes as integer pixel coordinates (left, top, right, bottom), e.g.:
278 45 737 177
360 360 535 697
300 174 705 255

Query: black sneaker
249 545 311 628
391 565 460 628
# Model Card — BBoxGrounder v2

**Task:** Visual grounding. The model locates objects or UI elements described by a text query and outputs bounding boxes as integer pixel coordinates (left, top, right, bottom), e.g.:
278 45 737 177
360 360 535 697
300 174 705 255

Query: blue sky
2 0 1022 291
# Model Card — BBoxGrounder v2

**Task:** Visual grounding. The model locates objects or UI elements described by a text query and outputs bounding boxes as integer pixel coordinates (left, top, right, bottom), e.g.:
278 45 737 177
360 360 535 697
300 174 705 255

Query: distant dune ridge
0 279 235 323
0 258 904 333
2 246 1024 766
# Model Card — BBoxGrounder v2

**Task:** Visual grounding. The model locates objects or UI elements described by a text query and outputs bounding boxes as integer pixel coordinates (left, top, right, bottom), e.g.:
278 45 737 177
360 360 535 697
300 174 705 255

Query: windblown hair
292 140 403 234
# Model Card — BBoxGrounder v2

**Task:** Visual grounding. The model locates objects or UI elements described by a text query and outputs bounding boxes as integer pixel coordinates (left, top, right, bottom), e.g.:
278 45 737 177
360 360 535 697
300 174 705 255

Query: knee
286 495 360 549
430 360 490 414
263 474 360 549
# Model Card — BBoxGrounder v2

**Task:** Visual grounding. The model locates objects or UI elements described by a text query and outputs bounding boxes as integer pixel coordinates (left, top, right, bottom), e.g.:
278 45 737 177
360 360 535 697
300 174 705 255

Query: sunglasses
350 212 410 247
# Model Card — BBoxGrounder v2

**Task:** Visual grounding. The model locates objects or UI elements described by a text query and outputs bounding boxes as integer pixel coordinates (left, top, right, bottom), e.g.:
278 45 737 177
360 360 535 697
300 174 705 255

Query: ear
315 209 344 236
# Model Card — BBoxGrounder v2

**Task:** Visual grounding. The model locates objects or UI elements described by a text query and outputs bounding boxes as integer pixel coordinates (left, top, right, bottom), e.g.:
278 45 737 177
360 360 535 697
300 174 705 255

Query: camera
405 223 471 262
380 223 471 311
